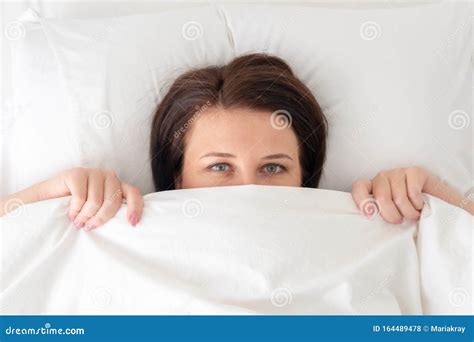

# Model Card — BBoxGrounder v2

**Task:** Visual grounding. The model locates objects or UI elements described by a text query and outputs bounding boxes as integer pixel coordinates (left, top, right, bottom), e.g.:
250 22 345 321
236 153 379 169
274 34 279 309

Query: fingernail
74 221 85 228
85 224 96 231
129 213 138 227
68 213 75 221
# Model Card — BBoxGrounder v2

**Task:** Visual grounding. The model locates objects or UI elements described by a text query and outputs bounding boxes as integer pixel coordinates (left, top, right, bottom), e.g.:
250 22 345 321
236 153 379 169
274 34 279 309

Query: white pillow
6 2 472 196
35 7 233 194
220 2 472 194
2 9 73 197
1 4 209 196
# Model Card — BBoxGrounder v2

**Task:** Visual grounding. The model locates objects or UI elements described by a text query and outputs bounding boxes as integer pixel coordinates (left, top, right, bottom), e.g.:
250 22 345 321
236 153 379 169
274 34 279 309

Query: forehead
183 106 300 155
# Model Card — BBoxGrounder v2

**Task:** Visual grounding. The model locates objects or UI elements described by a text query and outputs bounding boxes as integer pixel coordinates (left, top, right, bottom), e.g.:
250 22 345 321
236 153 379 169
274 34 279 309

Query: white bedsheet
0 185 471 315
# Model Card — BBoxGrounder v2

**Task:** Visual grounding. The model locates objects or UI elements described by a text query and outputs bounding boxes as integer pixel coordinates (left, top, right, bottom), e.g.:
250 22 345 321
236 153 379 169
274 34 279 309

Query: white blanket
1 185 471 315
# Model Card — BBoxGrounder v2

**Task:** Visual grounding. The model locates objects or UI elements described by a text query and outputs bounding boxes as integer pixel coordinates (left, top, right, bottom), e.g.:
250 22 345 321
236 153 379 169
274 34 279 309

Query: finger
372 174 403 224
85 173 122 230
122 183 144 226
389 171 421 220
74 171 105 228
64 168 88 223
351 179 376 217
406 167 426 210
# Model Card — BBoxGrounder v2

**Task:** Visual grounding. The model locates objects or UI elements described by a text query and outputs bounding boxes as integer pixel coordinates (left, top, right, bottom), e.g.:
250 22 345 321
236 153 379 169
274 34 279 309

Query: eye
208 163 231 172
262 163 286 174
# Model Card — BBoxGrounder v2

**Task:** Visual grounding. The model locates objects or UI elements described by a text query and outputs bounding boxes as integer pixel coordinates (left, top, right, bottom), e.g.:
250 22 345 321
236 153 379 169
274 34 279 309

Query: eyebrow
200 152 293 161
200 152 236 159
261 153 293 161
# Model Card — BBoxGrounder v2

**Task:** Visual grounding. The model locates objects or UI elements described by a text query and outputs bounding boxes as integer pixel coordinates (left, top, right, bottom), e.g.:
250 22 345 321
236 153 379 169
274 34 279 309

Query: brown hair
150 53 327 191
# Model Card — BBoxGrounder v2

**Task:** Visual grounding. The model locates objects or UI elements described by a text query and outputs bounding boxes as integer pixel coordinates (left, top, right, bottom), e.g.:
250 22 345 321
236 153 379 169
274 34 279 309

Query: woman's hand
58 168 143 230
351 166 473 224
1 167 143 230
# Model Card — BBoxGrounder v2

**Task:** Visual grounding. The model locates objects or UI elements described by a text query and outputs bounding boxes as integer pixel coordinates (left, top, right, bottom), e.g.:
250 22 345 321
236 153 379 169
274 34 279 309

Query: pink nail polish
129 213 138 227
75 221 85 228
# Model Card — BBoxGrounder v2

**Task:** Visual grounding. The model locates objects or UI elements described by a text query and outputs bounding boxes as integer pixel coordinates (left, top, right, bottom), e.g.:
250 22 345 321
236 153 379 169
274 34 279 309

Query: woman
1 54 472 229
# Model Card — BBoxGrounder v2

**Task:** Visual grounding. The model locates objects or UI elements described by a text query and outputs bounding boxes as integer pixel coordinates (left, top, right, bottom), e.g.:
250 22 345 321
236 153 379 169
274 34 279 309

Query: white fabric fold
1 185 471 314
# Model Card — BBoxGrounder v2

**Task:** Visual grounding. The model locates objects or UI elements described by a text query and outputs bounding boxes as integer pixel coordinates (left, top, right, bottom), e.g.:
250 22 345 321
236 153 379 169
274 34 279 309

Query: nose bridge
234 161 258 185
240 172 258 185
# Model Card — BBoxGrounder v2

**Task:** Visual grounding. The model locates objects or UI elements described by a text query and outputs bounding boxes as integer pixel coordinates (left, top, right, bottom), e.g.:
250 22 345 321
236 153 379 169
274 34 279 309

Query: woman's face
176 107 302 189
